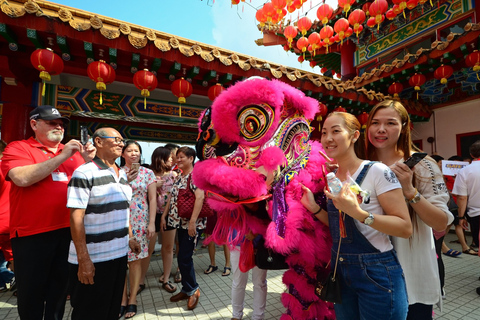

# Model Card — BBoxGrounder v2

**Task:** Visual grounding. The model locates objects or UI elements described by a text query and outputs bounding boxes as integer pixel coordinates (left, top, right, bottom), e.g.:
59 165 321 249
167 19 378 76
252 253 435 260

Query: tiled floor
1 232 479 319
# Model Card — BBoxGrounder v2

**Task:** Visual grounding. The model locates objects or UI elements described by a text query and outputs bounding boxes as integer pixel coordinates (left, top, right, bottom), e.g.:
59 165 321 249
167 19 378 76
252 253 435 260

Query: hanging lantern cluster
368 0 388 31
133 69 158 109
283 25 298 48
30 48 64 97
171 78 192 117
87 60 116 105
348 9 366 37
334 18 351 45
338 0 356 16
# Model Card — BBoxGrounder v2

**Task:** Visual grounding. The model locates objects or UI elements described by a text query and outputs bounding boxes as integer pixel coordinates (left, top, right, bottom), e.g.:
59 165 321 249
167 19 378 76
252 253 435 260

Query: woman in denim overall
302 112 412 319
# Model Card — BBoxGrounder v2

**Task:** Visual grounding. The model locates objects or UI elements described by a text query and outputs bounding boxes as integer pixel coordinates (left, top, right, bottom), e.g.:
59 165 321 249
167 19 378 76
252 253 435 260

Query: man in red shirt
1 105 95 319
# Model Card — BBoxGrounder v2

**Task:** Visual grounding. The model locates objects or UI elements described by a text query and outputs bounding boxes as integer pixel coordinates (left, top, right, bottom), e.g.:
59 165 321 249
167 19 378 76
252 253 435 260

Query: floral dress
157 171 176 214
167 173 207 231
122 165 156 261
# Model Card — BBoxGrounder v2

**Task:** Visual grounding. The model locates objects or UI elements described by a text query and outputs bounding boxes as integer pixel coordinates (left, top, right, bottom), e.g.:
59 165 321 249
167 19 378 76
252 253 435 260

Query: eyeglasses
99 136 125 145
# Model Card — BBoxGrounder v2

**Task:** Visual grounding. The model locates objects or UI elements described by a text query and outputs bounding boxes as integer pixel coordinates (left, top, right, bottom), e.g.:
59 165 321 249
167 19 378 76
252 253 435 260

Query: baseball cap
29 105 70 124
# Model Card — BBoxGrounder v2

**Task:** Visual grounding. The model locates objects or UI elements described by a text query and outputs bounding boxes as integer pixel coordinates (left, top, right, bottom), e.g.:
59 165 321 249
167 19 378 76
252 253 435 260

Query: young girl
302 112 411 320
366 100 453 320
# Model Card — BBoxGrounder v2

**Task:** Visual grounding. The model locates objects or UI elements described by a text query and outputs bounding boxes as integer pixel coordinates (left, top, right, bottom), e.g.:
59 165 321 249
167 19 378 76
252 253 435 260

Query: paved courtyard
0 231 479 319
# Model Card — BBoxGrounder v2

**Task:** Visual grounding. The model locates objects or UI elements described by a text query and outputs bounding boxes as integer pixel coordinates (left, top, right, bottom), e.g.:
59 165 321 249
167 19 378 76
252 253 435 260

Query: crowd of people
0 100 479 320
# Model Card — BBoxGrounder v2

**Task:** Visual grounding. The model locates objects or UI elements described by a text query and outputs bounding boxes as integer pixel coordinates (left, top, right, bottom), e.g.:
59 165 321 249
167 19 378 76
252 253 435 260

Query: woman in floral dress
120 140 156 319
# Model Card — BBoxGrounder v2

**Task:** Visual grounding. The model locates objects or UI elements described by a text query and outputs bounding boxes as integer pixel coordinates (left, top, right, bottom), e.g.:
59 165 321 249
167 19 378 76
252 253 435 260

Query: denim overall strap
327 162 379 254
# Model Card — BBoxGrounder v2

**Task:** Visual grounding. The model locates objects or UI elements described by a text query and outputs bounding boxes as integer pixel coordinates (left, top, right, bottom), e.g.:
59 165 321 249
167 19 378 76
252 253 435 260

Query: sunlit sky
51 0 338 161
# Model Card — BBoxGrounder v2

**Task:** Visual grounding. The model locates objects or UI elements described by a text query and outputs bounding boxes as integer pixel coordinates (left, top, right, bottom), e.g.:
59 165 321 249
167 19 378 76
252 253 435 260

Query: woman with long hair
120 140 156 319
162 146 206 310
148 146 178 293
365 100 454 320
302 111 411 319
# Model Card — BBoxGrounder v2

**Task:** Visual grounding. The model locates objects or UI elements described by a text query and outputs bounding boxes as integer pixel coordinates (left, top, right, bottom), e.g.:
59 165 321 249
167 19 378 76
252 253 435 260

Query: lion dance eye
238 104 274 142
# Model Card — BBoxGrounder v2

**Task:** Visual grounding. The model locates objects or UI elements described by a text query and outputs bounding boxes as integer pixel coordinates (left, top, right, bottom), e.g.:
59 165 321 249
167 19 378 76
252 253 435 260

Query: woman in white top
302 112 412 320
365 100 454 320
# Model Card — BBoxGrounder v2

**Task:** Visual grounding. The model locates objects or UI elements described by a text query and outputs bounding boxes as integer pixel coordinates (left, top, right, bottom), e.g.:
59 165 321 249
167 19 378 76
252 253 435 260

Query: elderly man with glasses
1 105 96 319
67 127 140 320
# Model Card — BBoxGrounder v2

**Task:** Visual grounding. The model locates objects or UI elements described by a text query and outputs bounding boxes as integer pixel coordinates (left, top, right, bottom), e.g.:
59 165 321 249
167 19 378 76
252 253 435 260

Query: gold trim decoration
146 29 156 41
24 0 39 14
179 45 194 57
69 19 90 31
270 68 282 79
154 39 171 52
192 44 202 55
220 57 232 66
169 37 179 49
100 27 120 40
90 16 103 29
286 73 296 81
58 8 72 22
128 34 147 49
200 51 214 62
229 54 239 63
211 49 221 58
119 23 131 35
1 0 25 18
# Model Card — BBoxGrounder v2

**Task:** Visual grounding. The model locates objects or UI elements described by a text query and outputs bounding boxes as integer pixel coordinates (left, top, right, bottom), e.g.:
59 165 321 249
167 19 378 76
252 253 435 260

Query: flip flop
125 304 136 319
222 267 231 276
442 249 462 257
174 270 182 283
204 265 218 275
463 248 478 255
162 281 177 293
119 305 127 319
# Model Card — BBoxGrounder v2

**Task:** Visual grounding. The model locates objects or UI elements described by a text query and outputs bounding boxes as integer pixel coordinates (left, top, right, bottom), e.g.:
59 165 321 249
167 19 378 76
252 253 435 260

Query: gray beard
47 131 63 143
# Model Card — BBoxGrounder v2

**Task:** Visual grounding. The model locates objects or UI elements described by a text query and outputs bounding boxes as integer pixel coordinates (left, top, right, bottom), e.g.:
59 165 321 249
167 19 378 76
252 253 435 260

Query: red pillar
341 40 356 81
1 82 35 143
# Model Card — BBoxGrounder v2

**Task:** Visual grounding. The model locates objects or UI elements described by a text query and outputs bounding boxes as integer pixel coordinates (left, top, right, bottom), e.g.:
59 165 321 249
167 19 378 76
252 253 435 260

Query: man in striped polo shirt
67 127 140 320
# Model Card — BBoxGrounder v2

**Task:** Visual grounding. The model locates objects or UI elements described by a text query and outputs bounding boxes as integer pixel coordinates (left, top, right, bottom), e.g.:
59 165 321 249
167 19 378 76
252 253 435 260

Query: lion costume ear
271 80 319 121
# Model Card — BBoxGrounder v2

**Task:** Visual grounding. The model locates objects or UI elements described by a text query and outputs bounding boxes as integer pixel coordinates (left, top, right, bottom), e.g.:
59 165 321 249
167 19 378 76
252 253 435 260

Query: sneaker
8 277 16 291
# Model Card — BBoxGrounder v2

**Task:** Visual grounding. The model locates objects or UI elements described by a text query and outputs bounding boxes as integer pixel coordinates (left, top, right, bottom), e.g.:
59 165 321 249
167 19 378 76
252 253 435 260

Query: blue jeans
0 251 14 288
177 228 199 296
333 250 408 320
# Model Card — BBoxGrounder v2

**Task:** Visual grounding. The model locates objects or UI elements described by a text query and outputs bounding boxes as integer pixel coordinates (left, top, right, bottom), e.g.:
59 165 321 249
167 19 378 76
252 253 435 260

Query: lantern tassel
477 73 480 81
42 80 46 97
179 105 182 117
144 96 147 110
100 92 103 105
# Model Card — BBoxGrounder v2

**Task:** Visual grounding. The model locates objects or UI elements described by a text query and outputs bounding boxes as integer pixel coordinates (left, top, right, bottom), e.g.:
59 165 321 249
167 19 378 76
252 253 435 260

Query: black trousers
69 255 127 320
467 215 480 247
434 234 445 293
11 228 71 320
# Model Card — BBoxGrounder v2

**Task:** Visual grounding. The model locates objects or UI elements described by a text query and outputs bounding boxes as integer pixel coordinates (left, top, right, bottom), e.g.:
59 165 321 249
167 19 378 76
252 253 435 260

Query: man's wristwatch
363 212 375 226
458 216 466 220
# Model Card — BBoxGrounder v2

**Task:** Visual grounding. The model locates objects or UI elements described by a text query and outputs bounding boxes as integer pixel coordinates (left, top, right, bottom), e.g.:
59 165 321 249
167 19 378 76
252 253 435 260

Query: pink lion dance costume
193 78 335 319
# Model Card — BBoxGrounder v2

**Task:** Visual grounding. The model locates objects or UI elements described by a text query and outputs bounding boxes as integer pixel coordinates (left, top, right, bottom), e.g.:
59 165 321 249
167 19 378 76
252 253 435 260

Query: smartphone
80 126 89 145
131 163 140 171
404 152 427 169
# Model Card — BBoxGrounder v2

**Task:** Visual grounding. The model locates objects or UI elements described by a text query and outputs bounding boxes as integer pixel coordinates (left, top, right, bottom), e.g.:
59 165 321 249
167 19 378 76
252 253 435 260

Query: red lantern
232 0 240 4
348 9 366 37
298 55 305 63
320 26 334 53
208 83 225 102
317 3 334 25
297 36 309 59
369 0 388 30
392 0 408 18
309 60 317 68
87 60 116 105
256 8 267 27
338 0 356 16
386 9 397 20
388 82 404 99
272 0 287 13
284 25 298 48
335 106 346 112
409 73 426 99
316 102 329 130
30 48 64 97
321 67 328 74
434 65 453 84
406 0 418 10
334 18 350 45
308 32 321 56
171 78 193 117
133 69 158 109
466 50 480 72
297 16 312 36
357 112 369 129
263 2 275 22
363 2 372 16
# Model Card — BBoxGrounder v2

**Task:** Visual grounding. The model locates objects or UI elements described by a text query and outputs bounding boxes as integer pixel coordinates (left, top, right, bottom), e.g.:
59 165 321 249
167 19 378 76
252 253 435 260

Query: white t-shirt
452 160 480 218
392 157 453 308
347 160 402 252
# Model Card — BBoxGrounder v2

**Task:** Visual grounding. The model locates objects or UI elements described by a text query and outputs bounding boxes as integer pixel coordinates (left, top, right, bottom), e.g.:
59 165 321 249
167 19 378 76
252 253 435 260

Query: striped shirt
67 157 132 264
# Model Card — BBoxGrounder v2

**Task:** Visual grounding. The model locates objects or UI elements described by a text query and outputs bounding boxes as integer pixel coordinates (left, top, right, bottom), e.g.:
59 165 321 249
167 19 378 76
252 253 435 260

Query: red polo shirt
1 137 84 239
0 162 10 235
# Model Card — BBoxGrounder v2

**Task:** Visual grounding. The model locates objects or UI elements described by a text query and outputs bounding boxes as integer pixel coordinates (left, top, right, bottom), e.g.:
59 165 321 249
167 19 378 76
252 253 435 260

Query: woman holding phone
365 100 453 320
302 112 411 320
120 140 157 319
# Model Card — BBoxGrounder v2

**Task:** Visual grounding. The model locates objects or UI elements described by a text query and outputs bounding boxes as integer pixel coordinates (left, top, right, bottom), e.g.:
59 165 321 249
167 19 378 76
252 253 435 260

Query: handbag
315 236 342 304
177 174 214 219
255 237 289 270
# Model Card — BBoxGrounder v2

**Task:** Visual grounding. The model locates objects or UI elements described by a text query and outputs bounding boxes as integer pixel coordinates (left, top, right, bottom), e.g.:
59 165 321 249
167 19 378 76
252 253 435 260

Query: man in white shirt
452 140 480 294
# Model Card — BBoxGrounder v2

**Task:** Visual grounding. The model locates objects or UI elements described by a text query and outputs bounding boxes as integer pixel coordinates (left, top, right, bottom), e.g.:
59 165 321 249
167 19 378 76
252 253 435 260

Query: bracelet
458 216 466 220
129 237 135 241
313 206 322 215
407 188 421 204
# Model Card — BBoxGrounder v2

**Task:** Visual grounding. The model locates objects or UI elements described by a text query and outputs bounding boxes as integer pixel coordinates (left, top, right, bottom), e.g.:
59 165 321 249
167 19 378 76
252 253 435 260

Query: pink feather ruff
255 146 286 171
